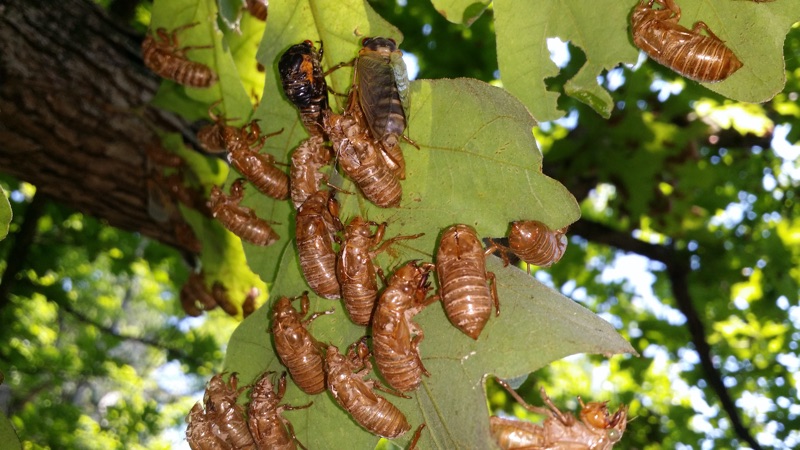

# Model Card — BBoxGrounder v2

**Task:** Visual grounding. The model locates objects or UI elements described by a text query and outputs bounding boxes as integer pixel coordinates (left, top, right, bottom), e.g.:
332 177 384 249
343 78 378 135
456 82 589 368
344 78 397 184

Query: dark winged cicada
278 40 329 137
354 37 411 179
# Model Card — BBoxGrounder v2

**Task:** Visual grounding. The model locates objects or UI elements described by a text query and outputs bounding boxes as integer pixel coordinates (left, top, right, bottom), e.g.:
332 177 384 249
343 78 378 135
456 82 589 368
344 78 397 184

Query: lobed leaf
0 186 10 241
429 0 491 26
490 0 800 121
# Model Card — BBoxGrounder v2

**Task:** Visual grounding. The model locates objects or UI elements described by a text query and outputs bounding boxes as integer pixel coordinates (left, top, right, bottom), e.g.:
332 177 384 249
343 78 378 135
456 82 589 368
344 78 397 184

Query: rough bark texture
0 0 199 252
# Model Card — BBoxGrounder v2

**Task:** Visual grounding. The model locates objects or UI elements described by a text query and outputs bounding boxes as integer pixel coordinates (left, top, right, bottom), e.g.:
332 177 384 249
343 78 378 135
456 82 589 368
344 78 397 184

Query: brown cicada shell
226 121 290 201
185 402 229 450
325 339 411 439
245 0 268 21
209 179 280 246
241 287 260 318
337 217 423 325
289 135 333 209
491 379 628 450
248 371 311 450
296 190 343 299
197 102 235 154
435 224 499 340
325 95 402 208
141 22 218 88
271 293 334 394
186 373 256 450
180 272 217 316
508 220 568 269
372 261 436 392
630 0 743 82
279 41 330 138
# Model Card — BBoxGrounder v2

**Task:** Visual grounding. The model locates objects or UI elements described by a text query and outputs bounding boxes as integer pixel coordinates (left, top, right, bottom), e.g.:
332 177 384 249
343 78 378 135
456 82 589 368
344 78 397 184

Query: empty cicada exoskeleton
245 0 268 21
325 96 402 208
279 41 330 138
289 135 333 209
211 281 238 316
185 402 229 450
490 378 628 450
248 371 311 450
354 36 412 179
141 22 218 88
630 0 743 82
435 224 499 340
296 190 343 299
372 261 437 392
197 373 257 450
337 217 423 326
179 271 217 316
225 121 290 201
209 179 280 246
242 287 260 318
197 102 236 154
271 293 334 394
325 338 412 439
507 220 568 270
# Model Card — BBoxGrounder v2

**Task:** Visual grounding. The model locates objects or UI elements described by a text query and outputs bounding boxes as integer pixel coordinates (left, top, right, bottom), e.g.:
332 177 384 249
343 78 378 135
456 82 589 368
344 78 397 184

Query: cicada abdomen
279 41 330 138
248 371 311 450
326 101 402 208
271 293 333 394
435 224 499 340
290 136 332 209
225 121 289 201
295 190 343 298
630 0 742 82
372 261 436 392
508 220 568 268
337 217 423 325
245 0 268 21
141 22 218 88
324 340 411 439
209 179 280 246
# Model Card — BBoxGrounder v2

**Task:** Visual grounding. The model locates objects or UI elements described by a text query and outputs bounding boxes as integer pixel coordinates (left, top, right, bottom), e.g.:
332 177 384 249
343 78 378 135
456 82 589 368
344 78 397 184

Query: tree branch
571 218 763 450
55 298 207 368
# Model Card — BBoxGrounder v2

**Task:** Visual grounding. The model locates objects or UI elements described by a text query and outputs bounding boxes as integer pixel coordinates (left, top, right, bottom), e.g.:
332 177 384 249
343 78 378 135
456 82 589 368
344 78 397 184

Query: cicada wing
390 51 410 117
355 54 396 140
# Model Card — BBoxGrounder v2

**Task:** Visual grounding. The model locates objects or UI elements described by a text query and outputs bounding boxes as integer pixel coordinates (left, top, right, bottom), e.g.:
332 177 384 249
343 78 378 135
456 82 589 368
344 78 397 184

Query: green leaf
150 0 253 120
429 0 491 26
493 0 800 121
224 252 635 448
0 185 11 241
0 411 21 450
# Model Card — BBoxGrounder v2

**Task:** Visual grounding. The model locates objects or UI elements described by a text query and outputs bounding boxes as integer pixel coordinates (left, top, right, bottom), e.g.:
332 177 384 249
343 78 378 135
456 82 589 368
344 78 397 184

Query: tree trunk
0 0 199 253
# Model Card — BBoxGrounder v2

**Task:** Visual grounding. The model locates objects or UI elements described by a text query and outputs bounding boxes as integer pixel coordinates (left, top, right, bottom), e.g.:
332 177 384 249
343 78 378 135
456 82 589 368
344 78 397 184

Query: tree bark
0 0 199 252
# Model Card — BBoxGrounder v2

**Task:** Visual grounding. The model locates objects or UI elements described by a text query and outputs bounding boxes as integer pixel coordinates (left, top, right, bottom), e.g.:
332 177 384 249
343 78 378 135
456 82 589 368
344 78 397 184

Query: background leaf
429 0 490 26
0 185 10 241
491 0 800 121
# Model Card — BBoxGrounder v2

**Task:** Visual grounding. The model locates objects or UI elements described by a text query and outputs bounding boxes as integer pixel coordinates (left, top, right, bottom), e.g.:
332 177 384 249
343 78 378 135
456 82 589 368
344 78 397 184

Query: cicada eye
388 38 396 45
361 37 372 47
303 39 314 47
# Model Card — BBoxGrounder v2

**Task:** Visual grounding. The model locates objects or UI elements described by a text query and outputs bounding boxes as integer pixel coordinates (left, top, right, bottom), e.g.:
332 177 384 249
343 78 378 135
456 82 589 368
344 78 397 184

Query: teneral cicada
279 41 329 138
630 0 742 82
